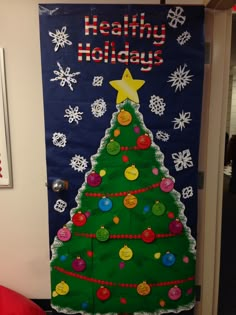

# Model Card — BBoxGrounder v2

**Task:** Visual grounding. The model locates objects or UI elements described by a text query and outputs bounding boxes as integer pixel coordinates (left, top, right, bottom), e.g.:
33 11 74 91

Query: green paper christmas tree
50 70 196 315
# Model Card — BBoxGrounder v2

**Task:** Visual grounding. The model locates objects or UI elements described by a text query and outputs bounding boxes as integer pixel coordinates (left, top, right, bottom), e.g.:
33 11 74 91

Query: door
39 4 205 315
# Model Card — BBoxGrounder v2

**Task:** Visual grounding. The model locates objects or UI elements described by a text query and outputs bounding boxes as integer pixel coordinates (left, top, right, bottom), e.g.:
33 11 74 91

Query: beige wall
0 0 207 300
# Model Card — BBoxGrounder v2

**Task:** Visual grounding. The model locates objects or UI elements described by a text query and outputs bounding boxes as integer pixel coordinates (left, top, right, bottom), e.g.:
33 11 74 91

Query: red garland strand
74 232 177 239
85 182 160 197
54 266 194 288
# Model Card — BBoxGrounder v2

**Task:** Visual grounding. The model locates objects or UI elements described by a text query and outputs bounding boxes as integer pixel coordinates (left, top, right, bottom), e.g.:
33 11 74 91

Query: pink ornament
72 257 86 272
183 256 189 263
119 261 125 269
134 126 140 134
187 288 193 295
87 172 102 187
85 211 91 218
57 227 71 242
169 219 183 235
168 286 182 301
160 178 174 192
152 168 158 175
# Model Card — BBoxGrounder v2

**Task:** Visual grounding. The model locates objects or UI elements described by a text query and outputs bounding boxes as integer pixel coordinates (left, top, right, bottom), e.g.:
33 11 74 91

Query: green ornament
106 140 120 155
152 201 166 216
96 227 110 242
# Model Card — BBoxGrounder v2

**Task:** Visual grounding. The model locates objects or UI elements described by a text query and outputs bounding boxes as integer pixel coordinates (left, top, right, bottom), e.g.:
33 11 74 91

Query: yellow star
109 68 145 104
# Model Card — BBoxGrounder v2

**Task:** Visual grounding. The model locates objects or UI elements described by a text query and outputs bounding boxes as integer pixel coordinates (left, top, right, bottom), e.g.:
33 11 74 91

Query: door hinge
198 171 204 189
195 285 201 302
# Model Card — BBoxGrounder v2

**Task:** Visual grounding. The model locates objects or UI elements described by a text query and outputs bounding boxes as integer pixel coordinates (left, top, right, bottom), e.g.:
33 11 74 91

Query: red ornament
122 155 129 163
136 134 151 150
141 228 155 243
169 219 183 235
120 297 127 304
72 212 87 227
87 250 94 257
168 212 175 219
87 171 102 187
96 286 111 301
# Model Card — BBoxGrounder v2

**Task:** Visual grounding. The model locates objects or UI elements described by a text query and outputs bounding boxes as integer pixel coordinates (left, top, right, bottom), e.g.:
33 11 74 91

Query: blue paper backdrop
39 4 204 255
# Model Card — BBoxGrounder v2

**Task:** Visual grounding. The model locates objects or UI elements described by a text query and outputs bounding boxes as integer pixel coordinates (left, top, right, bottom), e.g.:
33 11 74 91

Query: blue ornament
82 302 89 309
98 197 112 212
144 205 150 213
59 255 68 262
162 252 176 267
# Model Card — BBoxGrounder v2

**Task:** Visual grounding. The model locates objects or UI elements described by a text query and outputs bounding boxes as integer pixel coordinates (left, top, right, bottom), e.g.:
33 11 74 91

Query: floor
218 171 236 315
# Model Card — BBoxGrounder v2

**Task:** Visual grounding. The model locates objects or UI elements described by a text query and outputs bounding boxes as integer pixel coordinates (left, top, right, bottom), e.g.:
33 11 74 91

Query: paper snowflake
91 98 107 117
177 31 191 45
149 95 166 116
92 76 104 87
168 64 193 92
156 130 170 142
52 132 67 147
49 26 72 52
64 105 83 124
182 186 193 199
70 154 88 172
167 6 186 29
173 111 192 131
172 149 193 171
50 62 80 91
54 199 67 213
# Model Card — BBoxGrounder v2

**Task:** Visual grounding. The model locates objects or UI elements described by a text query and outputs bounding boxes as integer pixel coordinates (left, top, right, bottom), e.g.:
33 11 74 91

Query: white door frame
195 8 232 315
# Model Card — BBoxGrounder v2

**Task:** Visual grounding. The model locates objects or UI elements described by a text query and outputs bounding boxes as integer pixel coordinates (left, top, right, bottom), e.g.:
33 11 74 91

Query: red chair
0 285 46 315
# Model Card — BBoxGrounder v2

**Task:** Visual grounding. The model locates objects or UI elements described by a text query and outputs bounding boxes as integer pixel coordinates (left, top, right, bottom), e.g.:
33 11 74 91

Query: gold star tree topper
109 68 145 104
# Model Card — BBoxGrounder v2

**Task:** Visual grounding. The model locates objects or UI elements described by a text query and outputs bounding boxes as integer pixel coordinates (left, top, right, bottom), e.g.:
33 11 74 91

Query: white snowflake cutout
64 105 83 124
156 130 170 142
168 64 193 92
52 132 67 147
49 26 72 52
173 111 192 131
149 95 166 116
91 98 107 118
70 154 88 172
177 31 191 45
182 186 193 199
172 149 193 171
92 76 104 87
50 62 80 91
167 7 186 29
54 199 67 213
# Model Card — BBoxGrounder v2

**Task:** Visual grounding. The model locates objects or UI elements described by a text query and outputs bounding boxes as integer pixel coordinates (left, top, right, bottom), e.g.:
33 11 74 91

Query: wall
0 0 206 300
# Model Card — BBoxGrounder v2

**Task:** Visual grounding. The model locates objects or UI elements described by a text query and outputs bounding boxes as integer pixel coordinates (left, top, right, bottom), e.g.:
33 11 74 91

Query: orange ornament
117 109 132 126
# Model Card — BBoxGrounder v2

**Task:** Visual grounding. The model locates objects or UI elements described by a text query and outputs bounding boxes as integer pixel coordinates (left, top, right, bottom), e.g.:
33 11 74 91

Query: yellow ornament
123 194 138 209
109 68 145 104
137 281 151 296
114 129 120 137
99 169 106 177
154 252 161 259
55 281 69 296
119 245 133 261
124 165 139 181
52 291 58 297
117 109 132 126
113 216 120 224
